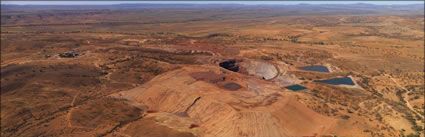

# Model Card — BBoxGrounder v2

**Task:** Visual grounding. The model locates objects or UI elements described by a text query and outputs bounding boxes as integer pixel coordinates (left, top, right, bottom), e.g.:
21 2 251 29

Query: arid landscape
1 3 424 137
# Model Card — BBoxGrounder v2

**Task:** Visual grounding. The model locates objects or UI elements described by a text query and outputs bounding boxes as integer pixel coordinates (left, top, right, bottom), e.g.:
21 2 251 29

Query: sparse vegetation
342 115 350 120
1 3 423 137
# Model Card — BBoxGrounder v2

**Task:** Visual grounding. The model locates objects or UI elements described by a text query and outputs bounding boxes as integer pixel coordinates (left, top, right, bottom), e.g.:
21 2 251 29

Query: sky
1 1 424 5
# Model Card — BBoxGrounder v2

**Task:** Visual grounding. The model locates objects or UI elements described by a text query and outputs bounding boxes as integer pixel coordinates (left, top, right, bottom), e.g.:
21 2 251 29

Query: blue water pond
316 77 355 86
298 65 329 72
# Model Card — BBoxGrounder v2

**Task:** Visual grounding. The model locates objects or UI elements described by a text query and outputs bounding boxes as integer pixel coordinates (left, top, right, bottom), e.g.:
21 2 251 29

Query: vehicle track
386 74 424 119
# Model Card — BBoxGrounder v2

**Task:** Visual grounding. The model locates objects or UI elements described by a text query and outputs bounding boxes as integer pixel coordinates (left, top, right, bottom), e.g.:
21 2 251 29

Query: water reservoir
284 84 307 91
316 77 355 86
298 65 329 72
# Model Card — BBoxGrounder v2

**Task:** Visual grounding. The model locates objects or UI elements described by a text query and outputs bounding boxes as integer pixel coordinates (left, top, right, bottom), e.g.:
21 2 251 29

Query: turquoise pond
298 65 329 72
284 84 307 91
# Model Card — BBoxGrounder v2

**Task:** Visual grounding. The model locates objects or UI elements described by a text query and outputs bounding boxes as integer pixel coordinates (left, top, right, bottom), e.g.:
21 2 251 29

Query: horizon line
1 1 424 6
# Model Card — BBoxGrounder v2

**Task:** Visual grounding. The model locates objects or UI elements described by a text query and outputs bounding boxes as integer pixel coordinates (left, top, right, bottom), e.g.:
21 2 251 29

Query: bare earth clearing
1 4 424 137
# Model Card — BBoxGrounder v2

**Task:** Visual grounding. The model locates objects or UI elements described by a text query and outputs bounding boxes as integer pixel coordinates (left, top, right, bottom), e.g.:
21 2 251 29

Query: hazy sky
2 1 424 5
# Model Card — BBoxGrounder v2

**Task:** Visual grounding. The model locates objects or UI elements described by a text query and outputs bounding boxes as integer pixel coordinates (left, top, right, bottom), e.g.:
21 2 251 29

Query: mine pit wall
238 61 279 80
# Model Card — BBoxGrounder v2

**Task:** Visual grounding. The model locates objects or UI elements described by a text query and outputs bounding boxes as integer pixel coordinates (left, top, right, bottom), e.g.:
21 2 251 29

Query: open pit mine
1 3 424 137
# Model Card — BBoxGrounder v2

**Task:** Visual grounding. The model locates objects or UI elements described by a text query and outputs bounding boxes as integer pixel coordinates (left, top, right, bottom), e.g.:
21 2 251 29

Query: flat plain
1 3 424 137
